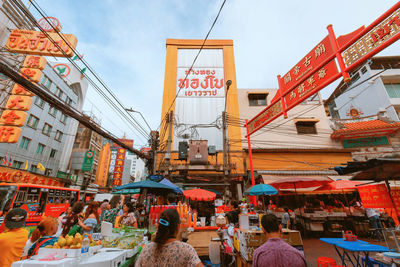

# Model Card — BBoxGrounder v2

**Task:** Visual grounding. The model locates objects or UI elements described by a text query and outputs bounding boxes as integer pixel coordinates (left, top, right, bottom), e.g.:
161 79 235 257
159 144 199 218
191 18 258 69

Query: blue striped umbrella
244 184 278 196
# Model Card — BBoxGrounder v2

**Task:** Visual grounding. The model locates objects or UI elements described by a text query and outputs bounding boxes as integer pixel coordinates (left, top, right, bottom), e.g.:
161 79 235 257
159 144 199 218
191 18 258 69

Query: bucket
200 217 206 227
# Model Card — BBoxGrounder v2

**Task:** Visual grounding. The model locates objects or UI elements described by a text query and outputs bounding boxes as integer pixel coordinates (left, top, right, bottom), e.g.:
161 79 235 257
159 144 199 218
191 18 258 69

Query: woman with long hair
78 201 99 235
61 201 84 236
27 217 58 258
136 209 203 267
118 202 137 228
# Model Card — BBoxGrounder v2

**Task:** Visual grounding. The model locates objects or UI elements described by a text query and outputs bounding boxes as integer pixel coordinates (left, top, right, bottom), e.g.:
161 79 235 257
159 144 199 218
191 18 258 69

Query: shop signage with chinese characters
176 68 225 98
342 136 390 148
390 188 400 215
247 100 282 134
358 184 393 208
342 7 400 68
5 29 77 57
0 110 28 126
37 17 62 32
284 60 338 109
0 167 64 186
280 36 335 94
23 55 47 70
112 147 126 186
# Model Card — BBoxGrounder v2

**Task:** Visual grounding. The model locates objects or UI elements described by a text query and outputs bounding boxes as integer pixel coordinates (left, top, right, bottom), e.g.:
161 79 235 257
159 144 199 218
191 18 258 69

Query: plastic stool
317 257 337 267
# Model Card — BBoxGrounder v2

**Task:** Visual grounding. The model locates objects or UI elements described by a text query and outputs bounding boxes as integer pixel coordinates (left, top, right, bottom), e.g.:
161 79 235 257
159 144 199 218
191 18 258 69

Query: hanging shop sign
247 100 282 134
358 183 393 208
247 2 400 136
390 189 400 214
342 136 390 148
0 110 28 127
82 150 95 172
22 55 47 70
176 68 225 98
112 147 126 186
37 17 62 32
53 63 71 78
0 56 45 143
5 29 77 57
0 167 64 186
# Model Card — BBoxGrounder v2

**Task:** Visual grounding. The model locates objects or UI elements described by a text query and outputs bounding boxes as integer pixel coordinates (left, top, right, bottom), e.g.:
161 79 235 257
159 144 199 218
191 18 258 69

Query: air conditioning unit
189 140 208 165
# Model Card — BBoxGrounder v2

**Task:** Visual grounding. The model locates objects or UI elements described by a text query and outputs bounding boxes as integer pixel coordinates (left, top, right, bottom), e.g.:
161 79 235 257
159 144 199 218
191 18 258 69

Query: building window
13 161 23 169
295 121 318 134
55 87 63 98
40 75 52 89
34 96 45 108
26 114 39 129
55 130 63 142
248 93 268 106
385 83 400 98
48 106 57 117
42 123 52 136
30 165 38 173
36 143 45 155
49 149 57 158
19 137 31 150
45 169 52 176
66 97 73 106
60 113 67 124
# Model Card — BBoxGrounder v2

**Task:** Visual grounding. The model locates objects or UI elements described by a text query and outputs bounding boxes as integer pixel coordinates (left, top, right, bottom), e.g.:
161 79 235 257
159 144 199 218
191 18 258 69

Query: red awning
315 180 364 191
267 176 332 190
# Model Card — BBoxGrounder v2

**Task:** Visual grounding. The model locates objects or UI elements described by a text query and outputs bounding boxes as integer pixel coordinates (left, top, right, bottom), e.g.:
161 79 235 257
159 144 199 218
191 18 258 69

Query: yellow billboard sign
0 110 28 127
0 126 22 143
23 55 47 70
5 29 77 57
6 95 33 111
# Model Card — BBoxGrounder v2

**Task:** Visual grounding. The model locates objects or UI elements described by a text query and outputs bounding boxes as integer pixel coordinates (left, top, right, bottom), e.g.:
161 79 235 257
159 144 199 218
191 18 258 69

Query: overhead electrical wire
11 0 151 143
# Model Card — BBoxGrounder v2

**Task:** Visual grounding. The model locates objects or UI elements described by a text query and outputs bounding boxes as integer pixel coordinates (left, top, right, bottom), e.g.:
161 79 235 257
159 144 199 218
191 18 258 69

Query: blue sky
31 0 400 146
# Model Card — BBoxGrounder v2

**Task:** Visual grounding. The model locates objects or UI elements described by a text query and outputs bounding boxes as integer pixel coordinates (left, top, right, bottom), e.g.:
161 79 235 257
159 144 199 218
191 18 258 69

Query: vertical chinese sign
112 147 126 186
0 55 46 143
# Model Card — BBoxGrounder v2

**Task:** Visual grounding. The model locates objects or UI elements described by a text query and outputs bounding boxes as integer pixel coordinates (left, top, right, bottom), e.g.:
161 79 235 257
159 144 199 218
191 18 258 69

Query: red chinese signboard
0 168 64 186
284 60 339 108
358 184 393 208
342 6 400 69
280 35 335 94
247 2 400 136
390 188 400 214
247 100 282 134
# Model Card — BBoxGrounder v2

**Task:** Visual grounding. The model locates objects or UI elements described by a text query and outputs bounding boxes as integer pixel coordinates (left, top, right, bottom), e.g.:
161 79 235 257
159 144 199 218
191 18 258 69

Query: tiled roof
331 119 400 139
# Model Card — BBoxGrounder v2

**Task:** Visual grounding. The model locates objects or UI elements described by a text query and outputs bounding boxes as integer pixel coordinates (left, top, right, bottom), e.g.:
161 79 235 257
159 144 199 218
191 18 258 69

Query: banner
358 184 393 208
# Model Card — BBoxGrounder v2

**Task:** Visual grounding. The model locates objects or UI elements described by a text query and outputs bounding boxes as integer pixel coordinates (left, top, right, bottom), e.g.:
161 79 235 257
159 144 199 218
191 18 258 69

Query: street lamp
125 108 152 132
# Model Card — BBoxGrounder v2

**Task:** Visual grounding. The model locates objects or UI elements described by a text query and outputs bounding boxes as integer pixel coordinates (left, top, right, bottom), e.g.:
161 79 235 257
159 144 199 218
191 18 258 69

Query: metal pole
166 111 174 165
245 120 257 206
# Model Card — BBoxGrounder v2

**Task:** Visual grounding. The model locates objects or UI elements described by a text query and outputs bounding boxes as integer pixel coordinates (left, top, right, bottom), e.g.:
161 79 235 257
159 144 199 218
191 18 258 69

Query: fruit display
47 233 101 249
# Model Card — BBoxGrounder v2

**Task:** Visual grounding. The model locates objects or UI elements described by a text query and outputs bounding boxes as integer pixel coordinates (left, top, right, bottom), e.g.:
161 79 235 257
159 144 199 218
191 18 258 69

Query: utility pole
166 111 174 166
222 111 228 196
150 130 159 175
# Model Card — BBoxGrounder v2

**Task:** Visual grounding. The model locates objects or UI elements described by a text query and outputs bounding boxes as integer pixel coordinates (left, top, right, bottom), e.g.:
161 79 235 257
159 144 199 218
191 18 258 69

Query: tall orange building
157 39 245 196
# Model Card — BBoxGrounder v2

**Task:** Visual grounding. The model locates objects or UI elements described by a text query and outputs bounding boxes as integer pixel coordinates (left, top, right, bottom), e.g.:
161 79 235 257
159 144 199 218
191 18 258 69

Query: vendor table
320 238 390 267
187 230 218 257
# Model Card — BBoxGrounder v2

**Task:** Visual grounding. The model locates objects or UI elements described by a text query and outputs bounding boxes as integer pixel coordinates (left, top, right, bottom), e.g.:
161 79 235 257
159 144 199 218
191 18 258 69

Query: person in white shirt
365 208 383 239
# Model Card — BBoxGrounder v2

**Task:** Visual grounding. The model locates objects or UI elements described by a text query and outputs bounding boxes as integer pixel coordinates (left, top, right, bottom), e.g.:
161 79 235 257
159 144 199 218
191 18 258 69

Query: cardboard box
281 230 303 246
239 229 266 247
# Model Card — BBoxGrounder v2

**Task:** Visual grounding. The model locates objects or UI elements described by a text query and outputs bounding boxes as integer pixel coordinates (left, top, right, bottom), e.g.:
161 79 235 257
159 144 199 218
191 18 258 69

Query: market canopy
112 189 140 195
268 176 333 190
315 180 364 191
244 184 278 196
115 179 175 191
183 188 216 201
334 158 400 181
159 178 183 194
204 188 223 195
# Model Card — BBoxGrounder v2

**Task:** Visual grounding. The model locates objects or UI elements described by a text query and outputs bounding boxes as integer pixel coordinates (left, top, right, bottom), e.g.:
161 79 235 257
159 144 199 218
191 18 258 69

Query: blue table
320 238 390 267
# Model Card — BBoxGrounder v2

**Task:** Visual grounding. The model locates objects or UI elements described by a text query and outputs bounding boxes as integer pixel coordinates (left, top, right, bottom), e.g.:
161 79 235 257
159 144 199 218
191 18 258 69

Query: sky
30 0 400 146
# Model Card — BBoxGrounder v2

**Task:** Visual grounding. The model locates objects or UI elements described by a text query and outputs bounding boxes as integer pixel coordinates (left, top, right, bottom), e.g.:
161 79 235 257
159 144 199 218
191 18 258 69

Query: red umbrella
183 188 216 201
315 180 364 191
269 177 332 190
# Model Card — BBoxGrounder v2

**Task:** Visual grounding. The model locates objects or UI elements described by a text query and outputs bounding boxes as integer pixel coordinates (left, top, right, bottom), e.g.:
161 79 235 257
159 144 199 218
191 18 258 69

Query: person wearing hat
0 208 29 267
